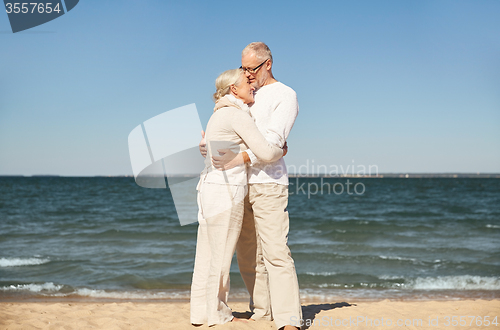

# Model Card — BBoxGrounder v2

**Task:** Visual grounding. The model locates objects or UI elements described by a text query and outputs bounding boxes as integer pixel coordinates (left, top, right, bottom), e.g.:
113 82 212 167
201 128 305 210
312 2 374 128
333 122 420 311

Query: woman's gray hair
242 42 273 63
213 68 243 102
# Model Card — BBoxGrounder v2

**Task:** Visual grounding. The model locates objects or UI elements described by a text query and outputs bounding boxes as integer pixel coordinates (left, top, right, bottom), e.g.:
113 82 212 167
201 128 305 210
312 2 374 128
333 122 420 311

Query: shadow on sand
233 302 355 329
301 302 354 329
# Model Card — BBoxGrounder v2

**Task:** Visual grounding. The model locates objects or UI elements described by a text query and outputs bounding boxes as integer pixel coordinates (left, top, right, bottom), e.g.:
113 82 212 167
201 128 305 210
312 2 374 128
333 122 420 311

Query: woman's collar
227 94 249 112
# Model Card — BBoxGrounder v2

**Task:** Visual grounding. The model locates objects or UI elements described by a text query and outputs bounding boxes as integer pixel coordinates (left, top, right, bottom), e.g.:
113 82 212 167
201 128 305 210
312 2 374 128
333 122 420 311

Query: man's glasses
240 59 268 74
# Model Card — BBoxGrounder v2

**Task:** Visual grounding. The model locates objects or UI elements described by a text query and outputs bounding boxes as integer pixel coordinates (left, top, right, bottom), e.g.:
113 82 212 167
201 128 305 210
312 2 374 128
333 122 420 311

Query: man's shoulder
274 81 296 96
259 82 296 99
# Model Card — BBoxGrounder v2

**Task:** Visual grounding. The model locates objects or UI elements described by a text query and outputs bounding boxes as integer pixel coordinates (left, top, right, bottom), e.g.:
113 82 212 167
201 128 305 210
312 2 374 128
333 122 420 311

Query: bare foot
282 326 300 330
231 317 248 323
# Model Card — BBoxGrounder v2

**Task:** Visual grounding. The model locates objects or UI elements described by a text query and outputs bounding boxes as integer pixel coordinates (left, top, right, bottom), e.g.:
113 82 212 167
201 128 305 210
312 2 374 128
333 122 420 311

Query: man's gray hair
242 42 273 63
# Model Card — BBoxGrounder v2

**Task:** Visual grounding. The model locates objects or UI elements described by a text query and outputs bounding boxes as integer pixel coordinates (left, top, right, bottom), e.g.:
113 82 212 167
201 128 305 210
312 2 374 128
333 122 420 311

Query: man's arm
263 88 299 148
242 88 298 166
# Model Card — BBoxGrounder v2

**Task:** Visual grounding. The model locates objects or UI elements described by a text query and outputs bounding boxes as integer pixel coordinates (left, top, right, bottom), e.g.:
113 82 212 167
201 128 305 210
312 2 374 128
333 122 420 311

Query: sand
1 299 499 329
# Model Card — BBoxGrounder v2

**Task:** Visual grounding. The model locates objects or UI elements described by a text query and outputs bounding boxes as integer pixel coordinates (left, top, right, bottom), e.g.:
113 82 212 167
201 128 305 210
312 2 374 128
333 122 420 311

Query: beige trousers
236 183 302 329
190 182 245 326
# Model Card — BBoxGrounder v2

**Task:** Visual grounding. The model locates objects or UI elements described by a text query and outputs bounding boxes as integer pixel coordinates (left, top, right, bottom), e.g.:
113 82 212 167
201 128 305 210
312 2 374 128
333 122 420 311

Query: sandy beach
1 299 499 330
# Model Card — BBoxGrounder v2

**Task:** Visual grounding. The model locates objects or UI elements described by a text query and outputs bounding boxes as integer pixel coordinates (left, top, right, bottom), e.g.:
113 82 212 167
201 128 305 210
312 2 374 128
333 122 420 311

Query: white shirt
245 82 299 185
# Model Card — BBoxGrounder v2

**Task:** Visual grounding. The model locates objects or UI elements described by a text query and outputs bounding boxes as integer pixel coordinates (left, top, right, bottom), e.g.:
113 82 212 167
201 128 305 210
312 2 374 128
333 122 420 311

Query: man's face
241 52 268 89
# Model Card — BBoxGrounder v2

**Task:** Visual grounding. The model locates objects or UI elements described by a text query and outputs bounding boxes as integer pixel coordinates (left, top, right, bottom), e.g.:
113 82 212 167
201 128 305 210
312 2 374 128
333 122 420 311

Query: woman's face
232 76 255 104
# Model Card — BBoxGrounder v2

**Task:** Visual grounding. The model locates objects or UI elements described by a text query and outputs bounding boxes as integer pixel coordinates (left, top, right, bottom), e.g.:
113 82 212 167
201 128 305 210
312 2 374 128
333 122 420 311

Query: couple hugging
190 42 301 330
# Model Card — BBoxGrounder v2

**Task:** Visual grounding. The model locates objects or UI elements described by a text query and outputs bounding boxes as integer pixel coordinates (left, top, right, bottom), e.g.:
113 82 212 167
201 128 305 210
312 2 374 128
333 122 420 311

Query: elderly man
201 42 301 330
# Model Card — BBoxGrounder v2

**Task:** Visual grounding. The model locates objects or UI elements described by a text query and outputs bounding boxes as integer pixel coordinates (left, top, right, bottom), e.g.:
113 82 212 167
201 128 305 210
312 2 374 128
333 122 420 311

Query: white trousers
190 182 245 326
236 183 302 329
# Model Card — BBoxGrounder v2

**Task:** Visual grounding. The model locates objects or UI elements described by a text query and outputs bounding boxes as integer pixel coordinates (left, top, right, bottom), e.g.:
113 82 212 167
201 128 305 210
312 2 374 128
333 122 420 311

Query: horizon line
1 172 499 178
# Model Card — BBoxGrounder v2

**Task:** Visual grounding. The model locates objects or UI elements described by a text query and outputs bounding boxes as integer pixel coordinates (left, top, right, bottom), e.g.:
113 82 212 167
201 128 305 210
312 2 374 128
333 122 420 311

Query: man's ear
266 59 272 71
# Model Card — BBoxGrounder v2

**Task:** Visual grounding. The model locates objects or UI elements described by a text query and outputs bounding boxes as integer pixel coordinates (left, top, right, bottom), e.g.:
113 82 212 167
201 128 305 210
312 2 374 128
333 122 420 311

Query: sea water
0 177 499 301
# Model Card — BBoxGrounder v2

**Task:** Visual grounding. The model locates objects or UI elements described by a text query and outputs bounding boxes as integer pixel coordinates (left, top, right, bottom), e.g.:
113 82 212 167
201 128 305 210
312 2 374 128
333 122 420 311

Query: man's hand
212 149 245 171
199 130 207 158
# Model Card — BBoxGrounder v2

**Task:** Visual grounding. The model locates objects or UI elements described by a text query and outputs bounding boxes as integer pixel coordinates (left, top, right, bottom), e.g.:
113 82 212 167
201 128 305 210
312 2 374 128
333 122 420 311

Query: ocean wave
486 224 500 229
378 275 405 280
0 283 190 299
68 288 190 300
0 257 50 267
68 288 250 300
379 255 418 262
0 285 250 300
403 276 500 290
305 272 337 276
308 275 500 291
1 282 63 293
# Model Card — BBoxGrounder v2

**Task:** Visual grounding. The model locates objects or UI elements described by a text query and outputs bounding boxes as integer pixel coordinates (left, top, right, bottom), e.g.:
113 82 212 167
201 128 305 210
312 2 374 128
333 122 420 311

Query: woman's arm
212 141 288 171
231 111 283 163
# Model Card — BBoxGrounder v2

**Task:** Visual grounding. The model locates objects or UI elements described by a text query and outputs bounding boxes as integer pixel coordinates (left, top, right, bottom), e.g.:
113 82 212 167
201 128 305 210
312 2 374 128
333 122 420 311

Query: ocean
0 177 499 301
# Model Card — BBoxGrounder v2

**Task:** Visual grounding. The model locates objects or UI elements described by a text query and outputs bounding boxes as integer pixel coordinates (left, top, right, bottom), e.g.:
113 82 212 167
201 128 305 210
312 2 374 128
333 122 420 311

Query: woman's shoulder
213 105 241 120
208 106 244 130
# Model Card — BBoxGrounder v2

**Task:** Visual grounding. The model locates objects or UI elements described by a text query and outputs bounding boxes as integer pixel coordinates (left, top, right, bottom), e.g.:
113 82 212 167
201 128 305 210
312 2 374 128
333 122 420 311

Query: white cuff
245 149 259 166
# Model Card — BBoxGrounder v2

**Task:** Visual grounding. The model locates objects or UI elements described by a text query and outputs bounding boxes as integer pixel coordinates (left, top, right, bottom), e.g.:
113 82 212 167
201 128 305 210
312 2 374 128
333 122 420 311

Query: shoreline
2 290 499 303
2 286 499 303
1 291 499 303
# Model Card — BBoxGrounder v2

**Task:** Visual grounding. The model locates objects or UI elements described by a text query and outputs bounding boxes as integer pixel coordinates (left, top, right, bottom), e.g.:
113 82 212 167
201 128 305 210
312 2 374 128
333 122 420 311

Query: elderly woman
190 69 284 326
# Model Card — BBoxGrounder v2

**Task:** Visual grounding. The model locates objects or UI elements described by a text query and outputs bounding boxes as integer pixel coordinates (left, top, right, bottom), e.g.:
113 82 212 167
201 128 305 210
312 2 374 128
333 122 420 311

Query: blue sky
1 0 499 175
